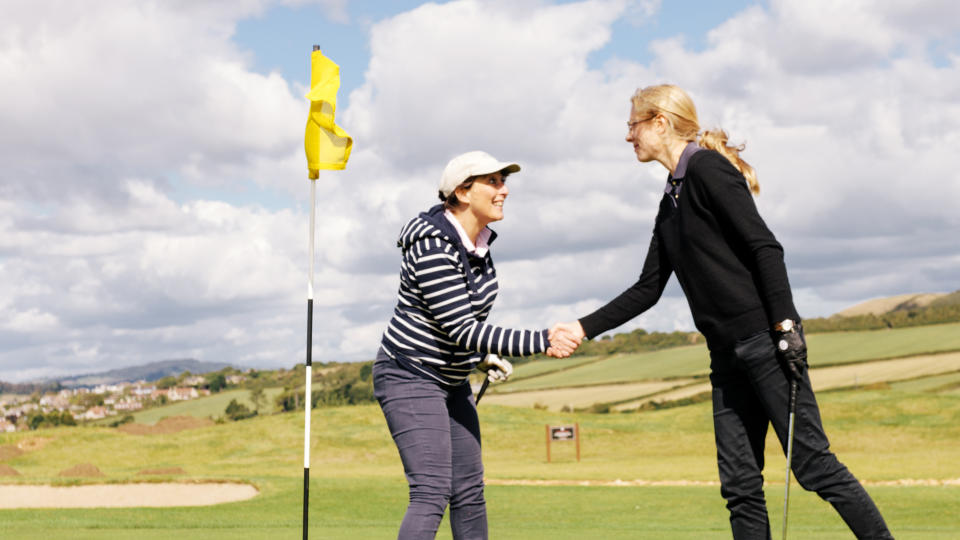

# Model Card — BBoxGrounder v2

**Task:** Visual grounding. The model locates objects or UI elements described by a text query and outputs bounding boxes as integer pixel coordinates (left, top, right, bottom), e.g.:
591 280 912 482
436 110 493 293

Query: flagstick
303 177 316 540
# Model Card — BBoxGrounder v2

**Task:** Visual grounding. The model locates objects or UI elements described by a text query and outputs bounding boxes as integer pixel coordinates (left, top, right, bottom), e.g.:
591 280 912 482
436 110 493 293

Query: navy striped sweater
380 204 549 386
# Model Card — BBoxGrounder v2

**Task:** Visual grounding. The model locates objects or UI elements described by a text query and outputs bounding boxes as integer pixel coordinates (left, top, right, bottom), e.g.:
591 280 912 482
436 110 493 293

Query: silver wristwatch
774 319 796 333
775 319 797 351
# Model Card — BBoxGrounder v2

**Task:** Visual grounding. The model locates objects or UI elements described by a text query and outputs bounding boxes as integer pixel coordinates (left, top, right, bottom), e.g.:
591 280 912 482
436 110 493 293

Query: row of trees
217 362 374 421
571 328 704 357
154 371 229 392
275 361 374 412
802 300 960 333
26 411 76 430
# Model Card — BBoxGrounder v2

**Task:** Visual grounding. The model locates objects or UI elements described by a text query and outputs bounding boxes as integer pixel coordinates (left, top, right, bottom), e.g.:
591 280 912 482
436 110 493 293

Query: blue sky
234 1 762 107
171 1 763 212
1 0 959 381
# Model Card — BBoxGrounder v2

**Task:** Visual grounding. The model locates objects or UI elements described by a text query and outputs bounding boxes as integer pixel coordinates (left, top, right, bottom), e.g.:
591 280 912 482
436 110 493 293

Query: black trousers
709 331 893 539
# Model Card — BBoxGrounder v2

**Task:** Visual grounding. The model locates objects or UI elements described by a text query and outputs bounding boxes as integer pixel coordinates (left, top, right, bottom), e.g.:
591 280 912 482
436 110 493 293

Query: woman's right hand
547 321 585 358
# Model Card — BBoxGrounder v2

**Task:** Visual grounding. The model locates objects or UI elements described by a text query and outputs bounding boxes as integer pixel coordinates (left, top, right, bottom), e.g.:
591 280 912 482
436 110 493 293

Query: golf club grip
475 378 490 404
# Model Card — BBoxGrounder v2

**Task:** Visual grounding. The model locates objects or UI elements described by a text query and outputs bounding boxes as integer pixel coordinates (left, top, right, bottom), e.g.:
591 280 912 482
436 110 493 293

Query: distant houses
183 375 206 386
0 369 240 431
80 406 108 421
132 383 156 398
114 398 143 412
168 387 201 401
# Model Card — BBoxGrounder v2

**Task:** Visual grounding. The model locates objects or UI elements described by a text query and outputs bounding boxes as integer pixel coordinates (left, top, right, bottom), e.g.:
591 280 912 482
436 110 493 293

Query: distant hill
835 293 948 317
930 290 960 308
800 290 960 334
55 359 234 388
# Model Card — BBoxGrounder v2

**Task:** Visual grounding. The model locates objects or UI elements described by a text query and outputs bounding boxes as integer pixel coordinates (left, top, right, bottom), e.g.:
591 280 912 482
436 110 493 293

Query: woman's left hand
775 328 807 381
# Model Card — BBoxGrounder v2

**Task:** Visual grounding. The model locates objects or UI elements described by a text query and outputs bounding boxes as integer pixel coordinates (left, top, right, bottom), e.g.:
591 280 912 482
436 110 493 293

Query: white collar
444 210 491 257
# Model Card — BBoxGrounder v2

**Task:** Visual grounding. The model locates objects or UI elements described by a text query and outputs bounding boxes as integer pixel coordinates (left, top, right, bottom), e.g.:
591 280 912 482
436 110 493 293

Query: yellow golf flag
304 49 353 178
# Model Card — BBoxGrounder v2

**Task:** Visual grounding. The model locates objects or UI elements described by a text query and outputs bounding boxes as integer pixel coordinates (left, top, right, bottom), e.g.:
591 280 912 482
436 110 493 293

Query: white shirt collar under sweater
444 210 491 258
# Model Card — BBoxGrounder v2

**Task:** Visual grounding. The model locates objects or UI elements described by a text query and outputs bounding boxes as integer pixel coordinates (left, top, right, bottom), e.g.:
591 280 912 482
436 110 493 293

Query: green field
508 354 604 381
105 388 286 426
500 346 710 392
494 322 960 394
891 371 960 394
4 323 960 537
2 381 960 538
807 322 960 365
2 479 957 539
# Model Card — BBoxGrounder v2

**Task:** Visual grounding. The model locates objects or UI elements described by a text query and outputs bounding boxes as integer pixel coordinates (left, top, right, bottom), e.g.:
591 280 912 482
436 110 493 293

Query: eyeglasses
627 116 654 130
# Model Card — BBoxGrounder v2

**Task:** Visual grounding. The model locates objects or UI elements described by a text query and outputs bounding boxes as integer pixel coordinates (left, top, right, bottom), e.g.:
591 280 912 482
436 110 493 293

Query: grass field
485 322 960 410
481 379 697 410
508 354 605 381
2 382 960 538
2 479 958 539
118 388 286 426
3 323 960 537
502 322 960 391
891 371 960 393
502 345 711 391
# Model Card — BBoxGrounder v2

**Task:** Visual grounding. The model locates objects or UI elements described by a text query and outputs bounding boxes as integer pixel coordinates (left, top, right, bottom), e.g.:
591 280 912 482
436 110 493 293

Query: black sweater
579 149 799 351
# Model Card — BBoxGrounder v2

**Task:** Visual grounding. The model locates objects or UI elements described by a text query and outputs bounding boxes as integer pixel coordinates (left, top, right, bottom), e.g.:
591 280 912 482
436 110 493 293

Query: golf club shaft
782 379 798 540
475 377 490 404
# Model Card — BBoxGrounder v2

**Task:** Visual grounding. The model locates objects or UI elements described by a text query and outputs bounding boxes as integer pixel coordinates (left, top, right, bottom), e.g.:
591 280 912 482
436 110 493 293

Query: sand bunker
118 416 214 435
0 482 258 508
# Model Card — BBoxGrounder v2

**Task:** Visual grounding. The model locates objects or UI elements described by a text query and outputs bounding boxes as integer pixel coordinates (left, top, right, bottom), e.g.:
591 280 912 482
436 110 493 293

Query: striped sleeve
410 241 548 356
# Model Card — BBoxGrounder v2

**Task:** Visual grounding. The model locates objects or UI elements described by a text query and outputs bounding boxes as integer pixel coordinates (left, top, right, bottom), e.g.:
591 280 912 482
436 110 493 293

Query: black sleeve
578 228 673 340
691 152 799 325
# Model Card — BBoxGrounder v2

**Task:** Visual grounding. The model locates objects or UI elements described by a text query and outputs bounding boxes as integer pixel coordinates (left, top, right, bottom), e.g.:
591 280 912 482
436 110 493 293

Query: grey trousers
710 331 893 539
374 348 487 540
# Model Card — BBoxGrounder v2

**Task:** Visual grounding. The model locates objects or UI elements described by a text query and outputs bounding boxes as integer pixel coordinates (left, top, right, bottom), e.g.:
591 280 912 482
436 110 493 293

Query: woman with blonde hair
554 85 892 539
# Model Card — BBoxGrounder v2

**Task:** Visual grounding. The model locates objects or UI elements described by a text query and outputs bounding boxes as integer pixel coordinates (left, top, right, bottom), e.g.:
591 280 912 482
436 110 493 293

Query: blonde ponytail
698 129 759 195
631 84 760 196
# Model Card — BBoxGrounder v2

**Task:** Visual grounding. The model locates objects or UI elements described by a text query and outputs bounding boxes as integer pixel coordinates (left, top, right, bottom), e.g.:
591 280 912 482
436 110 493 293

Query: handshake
546 321 585 359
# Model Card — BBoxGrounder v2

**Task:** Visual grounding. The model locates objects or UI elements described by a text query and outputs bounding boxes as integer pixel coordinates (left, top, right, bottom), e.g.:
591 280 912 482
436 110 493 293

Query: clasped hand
547 321 586 358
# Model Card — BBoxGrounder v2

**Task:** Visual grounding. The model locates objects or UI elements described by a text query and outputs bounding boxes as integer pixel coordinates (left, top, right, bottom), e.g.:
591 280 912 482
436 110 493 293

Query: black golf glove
774 321 807 381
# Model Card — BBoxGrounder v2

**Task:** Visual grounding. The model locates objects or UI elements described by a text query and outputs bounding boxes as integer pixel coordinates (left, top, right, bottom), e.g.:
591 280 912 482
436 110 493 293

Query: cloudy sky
2 0 958 382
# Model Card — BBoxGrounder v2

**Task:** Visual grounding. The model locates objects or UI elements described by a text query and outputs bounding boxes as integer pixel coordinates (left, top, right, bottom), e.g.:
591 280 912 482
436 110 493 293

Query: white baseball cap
439 151 521 198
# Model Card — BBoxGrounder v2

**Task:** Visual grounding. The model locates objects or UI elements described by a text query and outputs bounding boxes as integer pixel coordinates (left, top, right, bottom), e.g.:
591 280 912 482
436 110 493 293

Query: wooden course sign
545 423 580 462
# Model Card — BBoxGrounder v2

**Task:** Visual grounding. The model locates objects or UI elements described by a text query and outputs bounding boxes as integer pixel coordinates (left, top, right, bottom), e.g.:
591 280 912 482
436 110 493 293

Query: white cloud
0 0 303 203
1 0 958 381
347 0 630 167
633 1 960 303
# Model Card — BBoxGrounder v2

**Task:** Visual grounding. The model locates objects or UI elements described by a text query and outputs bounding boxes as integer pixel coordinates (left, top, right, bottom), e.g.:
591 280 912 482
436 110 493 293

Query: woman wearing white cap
553 85 892 539
374 151 578 539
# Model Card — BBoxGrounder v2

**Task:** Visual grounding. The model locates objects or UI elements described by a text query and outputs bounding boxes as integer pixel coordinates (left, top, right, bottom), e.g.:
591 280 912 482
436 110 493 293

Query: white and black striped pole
302 43 353 539
303 173 316 539
302 43 321 535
